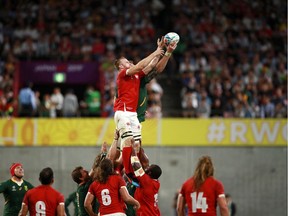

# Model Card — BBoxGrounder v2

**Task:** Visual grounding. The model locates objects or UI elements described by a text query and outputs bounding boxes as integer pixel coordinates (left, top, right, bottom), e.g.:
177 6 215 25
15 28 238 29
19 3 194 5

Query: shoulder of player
118 68 127 76
206 177 223 186
0 179 10 188
183 176 194 185
23 179 34 185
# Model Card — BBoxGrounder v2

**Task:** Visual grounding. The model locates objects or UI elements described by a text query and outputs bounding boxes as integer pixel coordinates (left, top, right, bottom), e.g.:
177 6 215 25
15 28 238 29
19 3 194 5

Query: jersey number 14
191 192 208 213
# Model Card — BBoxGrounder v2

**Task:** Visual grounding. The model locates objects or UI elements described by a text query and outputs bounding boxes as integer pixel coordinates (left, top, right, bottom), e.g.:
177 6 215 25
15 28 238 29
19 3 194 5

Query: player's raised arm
130 140 145 177
126 38 164 75
107 129 121 161
155 41 177 73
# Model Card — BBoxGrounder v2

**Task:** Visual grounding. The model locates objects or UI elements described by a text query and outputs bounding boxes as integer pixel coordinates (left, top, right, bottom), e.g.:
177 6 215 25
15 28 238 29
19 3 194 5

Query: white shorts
114 110 141 136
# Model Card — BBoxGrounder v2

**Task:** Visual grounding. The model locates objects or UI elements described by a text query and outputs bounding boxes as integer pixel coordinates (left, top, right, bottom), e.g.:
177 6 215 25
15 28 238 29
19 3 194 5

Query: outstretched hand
167 41 178 53
114 129 120 140
101 142 108 153
157 36 165 48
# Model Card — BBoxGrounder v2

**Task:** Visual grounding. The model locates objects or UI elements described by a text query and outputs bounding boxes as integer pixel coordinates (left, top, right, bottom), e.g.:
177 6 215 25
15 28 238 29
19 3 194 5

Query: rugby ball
164 32 180 46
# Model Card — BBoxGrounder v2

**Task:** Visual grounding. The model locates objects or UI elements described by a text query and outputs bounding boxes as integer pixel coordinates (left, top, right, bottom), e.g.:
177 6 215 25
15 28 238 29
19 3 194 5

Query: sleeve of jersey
22 191 29 205
58 193 65 204
138 70 145 78
120 69 127 77
137 173 150 185
0 181 7 193
179 184 185 197
215 180 225 198
28 181 34 189
118 175 126 188
88 182 95 195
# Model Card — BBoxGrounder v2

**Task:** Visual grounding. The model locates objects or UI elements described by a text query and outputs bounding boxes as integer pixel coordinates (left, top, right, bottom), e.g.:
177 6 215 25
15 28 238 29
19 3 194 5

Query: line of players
0 36 175 216
0 36 230 215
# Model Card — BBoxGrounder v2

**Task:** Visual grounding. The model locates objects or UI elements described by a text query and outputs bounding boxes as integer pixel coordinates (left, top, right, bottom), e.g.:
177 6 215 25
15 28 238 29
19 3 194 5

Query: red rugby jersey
22 185 64 216
179 176 225 216
134 174 161 216
114 69 145 112
88 175 126 215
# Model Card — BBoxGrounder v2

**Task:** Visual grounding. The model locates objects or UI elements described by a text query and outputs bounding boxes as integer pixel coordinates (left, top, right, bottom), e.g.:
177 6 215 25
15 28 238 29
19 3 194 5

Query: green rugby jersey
125 182 137 216
65 191 79 216
137 70 158 123
0 179 34 216
76 179 99 216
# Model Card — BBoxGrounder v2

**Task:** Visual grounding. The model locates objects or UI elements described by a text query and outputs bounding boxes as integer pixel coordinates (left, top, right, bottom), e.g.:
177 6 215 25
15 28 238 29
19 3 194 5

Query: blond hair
193 155 214 191
114 57 125 70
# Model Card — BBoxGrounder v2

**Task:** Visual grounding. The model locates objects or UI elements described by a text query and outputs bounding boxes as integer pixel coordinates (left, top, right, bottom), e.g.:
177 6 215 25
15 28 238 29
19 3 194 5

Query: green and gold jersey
0 179 34 216
137 70 158 123
125 182 137 216
65 191 79 216
76 179 99 216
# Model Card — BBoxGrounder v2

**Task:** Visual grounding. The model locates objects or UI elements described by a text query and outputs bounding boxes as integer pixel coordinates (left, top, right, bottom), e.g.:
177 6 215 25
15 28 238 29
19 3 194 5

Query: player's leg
130 113 142 154
114 111 134 150
114 111 134 174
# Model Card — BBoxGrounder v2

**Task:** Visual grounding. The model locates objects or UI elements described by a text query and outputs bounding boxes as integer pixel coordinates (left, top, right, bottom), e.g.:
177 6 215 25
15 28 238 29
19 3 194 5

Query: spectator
18 82 36 117
34 90 41 117
196 92 211 118
50 87 64 117
259 95 275 118
225 194 237 216
0 0 286 119
80 85 101 117
62 89 79 117
181 89 198 118
59 35 72 61
147 78 163 118
41 93 53 117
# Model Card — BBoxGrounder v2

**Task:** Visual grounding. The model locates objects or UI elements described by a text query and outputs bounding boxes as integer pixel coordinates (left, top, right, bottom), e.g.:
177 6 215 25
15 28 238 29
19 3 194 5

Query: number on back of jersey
191 192 208 213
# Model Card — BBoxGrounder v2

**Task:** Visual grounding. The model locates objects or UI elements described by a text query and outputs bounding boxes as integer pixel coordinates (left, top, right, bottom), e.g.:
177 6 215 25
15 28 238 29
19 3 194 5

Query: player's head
39 167 54 185
71 166 90 184
10 162 24 179
114 57 134 70
145 164 162 179
193 155 214 190
92 152 107 170
94 158 114 183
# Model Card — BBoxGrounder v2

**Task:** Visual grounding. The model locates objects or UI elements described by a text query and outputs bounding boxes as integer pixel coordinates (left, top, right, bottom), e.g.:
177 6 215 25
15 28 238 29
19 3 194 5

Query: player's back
181 176 225 216
24 185 64 216
134 174 161 216
88 174 126 215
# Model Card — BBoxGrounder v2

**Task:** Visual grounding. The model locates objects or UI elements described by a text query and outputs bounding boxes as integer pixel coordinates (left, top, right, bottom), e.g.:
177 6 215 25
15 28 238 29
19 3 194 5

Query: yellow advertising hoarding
0 118 287 146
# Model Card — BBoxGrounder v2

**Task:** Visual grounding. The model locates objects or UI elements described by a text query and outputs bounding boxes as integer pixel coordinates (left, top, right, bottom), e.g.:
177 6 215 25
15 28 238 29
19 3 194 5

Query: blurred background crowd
0 0 287 118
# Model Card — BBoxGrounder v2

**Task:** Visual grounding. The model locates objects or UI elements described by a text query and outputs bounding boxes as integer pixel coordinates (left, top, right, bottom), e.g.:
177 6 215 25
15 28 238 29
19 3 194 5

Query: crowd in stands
0 0 287 118
175 0 287 118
